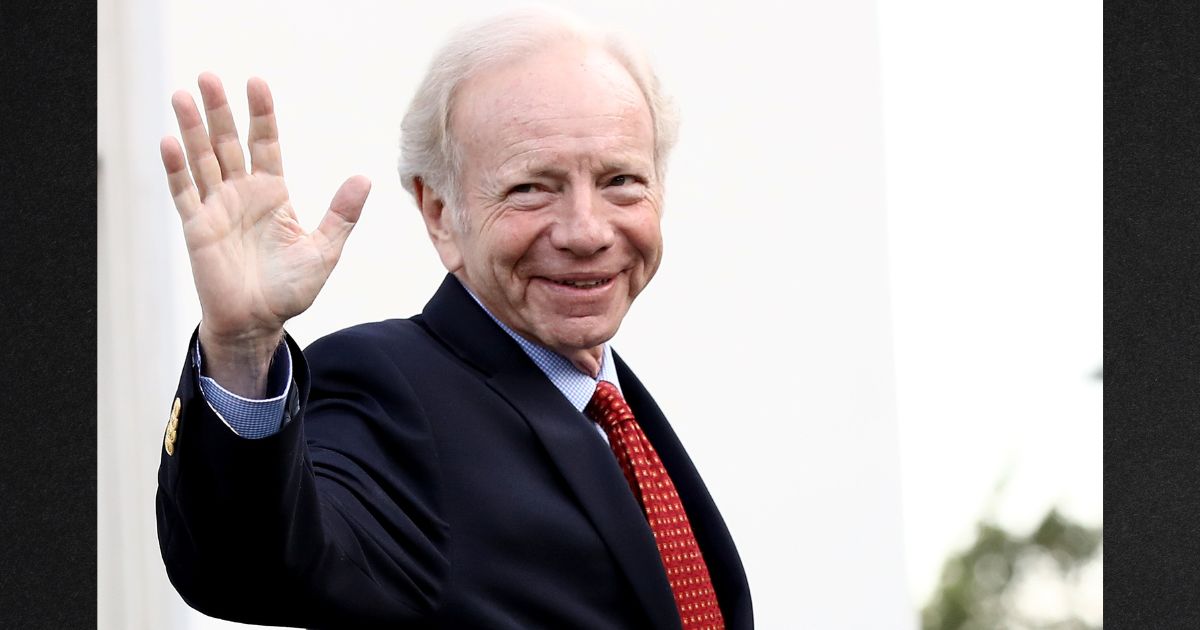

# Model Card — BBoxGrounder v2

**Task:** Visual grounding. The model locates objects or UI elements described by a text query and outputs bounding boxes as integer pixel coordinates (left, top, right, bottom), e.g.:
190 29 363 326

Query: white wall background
99 0 1100 628
879 1 1102 622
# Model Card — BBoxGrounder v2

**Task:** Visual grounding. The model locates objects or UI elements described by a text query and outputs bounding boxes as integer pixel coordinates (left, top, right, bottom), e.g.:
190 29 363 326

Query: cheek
481 215 547 273
630 212 664 268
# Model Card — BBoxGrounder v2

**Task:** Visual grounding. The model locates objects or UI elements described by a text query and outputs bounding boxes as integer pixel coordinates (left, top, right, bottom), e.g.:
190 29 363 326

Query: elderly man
156 9 751 629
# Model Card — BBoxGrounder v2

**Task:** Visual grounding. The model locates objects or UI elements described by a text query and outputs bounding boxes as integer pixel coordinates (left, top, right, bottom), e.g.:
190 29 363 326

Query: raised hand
160 73 370 396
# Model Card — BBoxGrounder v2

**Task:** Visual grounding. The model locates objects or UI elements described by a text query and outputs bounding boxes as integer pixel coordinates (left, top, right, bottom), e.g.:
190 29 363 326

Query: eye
608 175 633 187
602 174 648 205
509 183 537 195
504 182 553 209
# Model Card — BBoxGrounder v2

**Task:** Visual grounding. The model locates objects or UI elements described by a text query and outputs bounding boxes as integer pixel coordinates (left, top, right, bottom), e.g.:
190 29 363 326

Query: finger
160 136 201 220
171 90 224 198
198 72 247 179
313 175 371 263
246 77 284 176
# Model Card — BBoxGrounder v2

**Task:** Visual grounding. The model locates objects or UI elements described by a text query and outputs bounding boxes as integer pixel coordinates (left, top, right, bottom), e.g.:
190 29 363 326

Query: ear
413 177 464 273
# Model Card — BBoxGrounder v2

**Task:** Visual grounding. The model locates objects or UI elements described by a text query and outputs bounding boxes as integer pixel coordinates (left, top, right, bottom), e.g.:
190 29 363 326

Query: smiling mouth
551 277 613 288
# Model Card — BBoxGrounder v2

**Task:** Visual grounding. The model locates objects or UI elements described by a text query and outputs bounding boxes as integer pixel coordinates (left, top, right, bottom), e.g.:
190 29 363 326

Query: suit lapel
488 368 683 629
615 354 754 628
418 276 682 629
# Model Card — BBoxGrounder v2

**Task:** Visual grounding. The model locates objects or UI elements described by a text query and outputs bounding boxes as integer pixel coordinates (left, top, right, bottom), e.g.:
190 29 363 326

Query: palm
184 174 323 336
161 74 370 346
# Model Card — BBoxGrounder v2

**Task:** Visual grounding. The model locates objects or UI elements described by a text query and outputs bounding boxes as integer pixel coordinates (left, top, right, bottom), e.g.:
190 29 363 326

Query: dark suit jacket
157 275 752 629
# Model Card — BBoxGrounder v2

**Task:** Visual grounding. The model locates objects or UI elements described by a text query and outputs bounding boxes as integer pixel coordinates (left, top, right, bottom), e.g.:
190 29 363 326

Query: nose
549 187 615 257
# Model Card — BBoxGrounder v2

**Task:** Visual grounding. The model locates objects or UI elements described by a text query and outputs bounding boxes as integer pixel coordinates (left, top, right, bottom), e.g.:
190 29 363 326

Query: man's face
437 41 664 358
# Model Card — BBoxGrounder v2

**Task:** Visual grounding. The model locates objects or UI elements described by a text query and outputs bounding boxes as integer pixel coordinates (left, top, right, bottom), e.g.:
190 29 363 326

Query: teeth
555 278 609 288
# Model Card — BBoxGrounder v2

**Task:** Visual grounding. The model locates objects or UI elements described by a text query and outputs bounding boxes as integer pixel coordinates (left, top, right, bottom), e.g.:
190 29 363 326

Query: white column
98 0 190 626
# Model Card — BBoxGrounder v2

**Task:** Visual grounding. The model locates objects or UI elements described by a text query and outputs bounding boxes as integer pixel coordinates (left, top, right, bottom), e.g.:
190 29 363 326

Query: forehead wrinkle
466 89 644 126
456 77 656 188
497 149 653 183
515 108 651 135
495 118 649 151
491 129 653 176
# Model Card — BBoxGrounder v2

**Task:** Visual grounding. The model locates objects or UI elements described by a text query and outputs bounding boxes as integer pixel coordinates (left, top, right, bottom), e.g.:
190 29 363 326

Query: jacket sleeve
156 327 450 629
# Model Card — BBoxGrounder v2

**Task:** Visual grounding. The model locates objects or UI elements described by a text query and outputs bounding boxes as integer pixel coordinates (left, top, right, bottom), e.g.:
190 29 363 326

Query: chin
541 318 619 353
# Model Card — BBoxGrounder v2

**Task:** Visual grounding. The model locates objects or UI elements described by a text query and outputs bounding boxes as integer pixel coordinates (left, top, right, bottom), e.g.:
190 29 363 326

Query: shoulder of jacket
305 318 429 351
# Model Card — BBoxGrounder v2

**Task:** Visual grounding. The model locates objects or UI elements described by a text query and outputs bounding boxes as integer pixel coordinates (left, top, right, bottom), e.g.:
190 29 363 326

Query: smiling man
414 37 664 378
156 8 751 630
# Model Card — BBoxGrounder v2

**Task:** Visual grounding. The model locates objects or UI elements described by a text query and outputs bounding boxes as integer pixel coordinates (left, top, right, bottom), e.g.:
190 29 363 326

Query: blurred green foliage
922 508 1102 630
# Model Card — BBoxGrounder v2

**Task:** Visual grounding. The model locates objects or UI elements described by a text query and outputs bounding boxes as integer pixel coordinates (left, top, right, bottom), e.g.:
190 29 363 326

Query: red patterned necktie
584 380 725 630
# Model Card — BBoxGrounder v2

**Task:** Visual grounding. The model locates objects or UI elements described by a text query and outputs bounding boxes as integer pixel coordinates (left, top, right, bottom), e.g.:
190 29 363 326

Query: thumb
315 175 371 257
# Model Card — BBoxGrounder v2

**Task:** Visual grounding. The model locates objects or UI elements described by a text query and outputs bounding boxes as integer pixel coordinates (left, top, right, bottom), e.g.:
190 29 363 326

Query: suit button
164 397 181 456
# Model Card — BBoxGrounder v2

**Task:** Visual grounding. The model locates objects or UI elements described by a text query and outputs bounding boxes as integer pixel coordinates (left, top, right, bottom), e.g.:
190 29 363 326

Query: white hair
397 6 680 227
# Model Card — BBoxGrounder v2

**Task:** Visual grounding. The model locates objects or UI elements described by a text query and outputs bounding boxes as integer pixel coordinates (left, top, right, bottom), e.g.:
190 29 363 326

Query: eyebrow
505 159 650 181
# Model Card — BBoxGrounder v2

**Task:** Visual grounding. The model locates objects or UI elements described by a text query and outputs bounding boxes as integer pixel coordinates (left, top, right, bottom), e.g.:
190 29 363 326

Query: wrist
197 322 285 398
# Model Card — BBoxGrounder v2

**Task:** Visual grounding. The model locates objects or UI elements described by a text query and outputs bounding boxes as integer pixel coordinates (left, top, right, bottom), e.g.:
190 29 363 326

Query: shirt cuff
194 337 293 439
